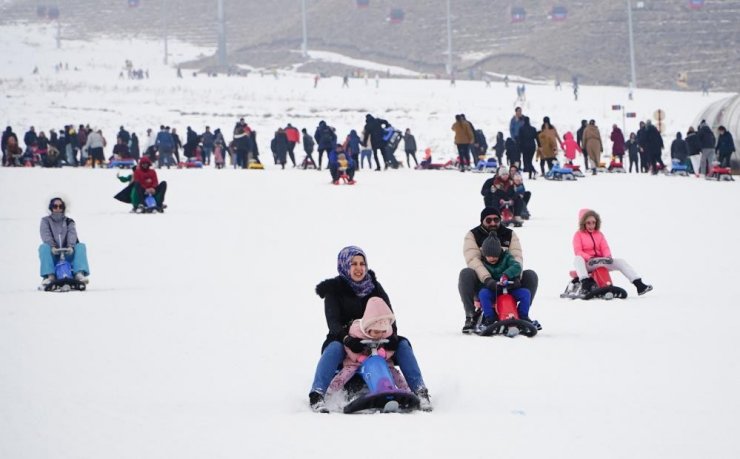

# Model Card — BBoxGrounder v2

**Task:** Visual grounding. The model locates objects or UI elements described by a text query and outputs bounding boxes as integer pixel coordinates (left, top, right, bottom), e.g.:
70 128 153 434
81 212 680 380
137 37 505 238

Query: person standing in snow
361 114 391 171
402 128 418 168
301 128 316 169
314 120 337 171
309 246 431 413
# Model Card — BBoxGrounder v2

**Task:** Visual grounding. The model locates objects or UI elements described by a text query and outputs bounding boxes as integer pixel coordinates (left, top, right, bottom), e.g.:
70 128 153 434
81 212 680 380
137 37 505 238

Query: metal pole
163 0 169 65
446 0 452 75
217 0 226 67
301 0 308 58
626 0 637 90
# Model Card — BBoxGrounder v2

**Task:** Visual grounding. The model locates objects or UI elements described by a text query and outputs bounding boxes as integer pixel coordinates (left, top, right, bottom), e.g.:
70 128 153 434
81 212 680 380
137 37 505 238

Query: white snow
1 22 739 459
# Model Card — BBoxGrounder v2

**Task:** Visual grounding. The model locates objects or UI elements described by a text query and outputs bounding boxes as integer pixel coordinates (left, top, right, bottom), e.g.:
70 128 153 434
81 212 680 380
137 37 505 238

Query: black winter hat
481 234 502 258
480 207 501 222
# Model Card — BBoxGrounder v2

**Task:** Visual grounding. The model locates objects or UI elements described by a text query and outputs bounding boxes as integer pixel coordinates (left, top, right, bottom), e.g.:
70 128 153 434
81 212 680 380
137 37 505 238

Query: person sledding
309 246 431 413
132 156 167 212
328 144 356 185
475 233 537 334
113 165 140 211
39 197 91 290
326 297 408 394
573 209 652 296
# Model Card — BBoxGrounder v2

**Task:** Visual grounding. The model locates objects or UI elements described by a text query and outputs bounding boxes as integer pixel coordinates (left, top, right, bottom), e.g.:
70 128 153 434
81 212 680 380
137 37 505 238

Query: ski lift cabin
550 5 568 21
47 5 60 19
389 8 405 24
356 0 369 8
511 7 526 23
688 0 705 10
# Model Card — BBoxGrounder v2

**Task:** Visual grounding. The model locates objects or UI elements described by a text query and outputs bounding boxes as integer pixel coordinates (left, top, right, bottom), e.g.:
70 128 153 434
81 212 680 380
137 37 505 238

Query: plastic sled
545 163 577 181
706 164 734 181
608 160 626 173
178 159 203 169
563 163 585 177
560 265 628 300
477 284 537 337
343 340 420 414
499 200 522 227
669 160 690 177
474 157 499 173
41 248 86 292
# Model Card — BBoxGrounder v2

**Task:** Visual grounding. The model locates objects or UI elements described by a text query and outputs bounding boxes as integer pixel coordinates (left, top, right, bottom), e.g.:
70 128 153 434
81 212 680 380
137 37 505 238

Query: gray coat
40 214 78 248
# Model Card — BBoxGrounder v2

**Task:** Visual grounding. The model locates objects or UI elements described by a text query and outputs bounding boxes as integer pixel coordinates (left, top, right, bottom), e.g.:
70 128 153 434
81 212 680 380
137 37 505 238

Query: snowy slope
1 22 739 459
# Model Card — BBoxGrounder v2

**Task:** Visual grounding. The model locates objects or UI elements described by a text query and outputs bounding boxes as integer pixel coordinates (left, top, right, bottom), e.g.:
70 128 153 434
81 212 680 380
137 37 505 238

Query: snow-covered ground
1 22 739 459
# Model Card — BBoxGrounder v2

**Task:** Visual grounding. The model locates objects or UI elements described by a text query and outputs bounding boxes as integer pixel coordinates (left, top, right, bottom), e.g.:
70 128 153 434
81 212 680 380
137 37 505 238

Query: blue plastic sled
544 163 577 181
474 157 498 173
43 247 86 292
343 340 420 414
108 159 137 169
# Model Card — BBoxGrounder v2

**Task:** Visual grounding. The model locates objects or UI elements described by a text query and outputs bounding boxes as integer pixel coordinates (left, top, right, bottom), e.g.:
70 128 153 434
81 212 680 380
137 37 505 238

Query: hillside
2 0 739 90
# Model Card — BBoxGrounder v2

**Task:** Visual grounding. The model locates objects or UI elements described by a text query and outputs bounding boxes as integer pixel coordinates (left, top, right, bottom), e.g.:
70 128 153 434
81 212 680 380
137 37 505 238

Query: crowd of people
26 107 675 415
2 108 734 182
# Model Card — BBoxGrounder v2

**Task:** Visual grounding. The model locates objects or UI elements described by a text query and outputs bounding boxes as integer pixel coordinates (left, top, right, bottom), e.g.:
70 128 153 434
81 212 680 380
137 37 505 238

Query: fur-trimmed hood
316 270 379 299
578 209 602 231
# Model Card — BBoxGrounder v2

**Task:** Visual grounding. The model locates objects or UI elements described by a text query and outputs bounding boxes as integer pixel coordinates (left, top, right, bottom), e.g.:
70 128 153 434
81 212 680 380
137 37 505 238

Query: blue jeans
479 287 531 319
310 341 345 394
39 243 90 277
310 338 427 394
394 338 426 392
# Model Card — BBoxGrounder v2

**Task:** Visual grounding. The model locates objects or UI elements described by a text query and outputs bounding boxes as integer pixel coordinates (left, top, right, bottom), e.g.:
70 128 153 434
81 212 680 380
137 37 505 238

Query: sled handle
360 339 389 355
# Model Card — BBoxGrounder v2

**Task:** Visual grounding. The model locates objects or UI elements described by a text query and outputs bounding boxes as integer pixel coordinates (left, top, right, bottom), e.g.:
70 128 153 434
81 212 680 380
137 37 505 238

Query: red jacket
285 126 300 143
134 167 158 189
572 229 612 261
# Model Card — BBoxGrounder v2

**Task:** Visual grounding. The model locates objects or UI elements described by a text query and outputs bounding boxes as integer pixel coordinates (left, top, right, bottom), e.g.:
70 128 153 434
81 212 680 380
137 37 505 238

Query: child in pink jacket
562 131 581 165
327 297 408 393
573 208 653 295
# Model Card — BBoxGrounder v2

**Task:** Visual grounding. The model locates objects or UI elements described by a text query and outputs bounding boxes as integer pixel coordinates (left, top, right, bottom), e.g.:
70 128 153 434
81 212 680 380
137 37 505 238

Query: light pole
626 0 637 93
217 0 226 67
445 0 452 75
163 0 169 65
301 0 308 58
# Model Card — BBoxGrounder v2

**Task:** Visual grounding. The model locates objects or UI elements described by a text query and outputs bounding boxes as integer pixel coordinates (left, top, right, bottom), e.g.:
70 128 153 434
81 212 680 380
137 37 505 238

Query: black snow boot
461 309 482 334
633 278 653 296
579 277 596 295
309 391 329 413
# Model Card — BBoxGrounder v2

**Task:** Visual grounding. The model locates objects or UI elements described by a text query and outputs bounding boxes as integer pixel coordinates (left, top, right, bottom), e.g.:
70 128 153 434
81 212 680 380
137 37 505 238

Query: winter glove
484 278 499 291
384 334 400 351
343 336 365 354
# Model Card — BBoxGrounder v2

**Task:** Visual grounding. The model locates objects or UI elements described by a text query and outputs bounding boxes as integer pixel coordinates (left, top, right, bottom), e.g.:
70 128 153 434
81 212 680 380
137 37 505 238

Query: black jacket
670 138 688 162
315 270 395 351
685 131 701 156
362 115 389 148
698 125 716 149
716 132 735 156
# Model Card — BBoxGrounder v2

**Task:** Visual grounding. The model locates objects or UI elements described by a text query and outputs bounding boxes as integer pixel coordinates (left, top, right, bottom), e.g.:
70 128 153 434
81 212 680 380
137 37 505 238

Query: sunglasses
484 217 500 224
52 203 65 209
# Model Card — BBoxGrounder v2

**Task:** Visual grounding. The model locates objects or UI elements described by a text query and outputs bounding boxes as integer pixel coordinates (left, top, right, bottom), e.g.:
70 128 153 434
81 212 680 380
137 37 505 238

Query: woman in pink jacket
573 209 653 295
